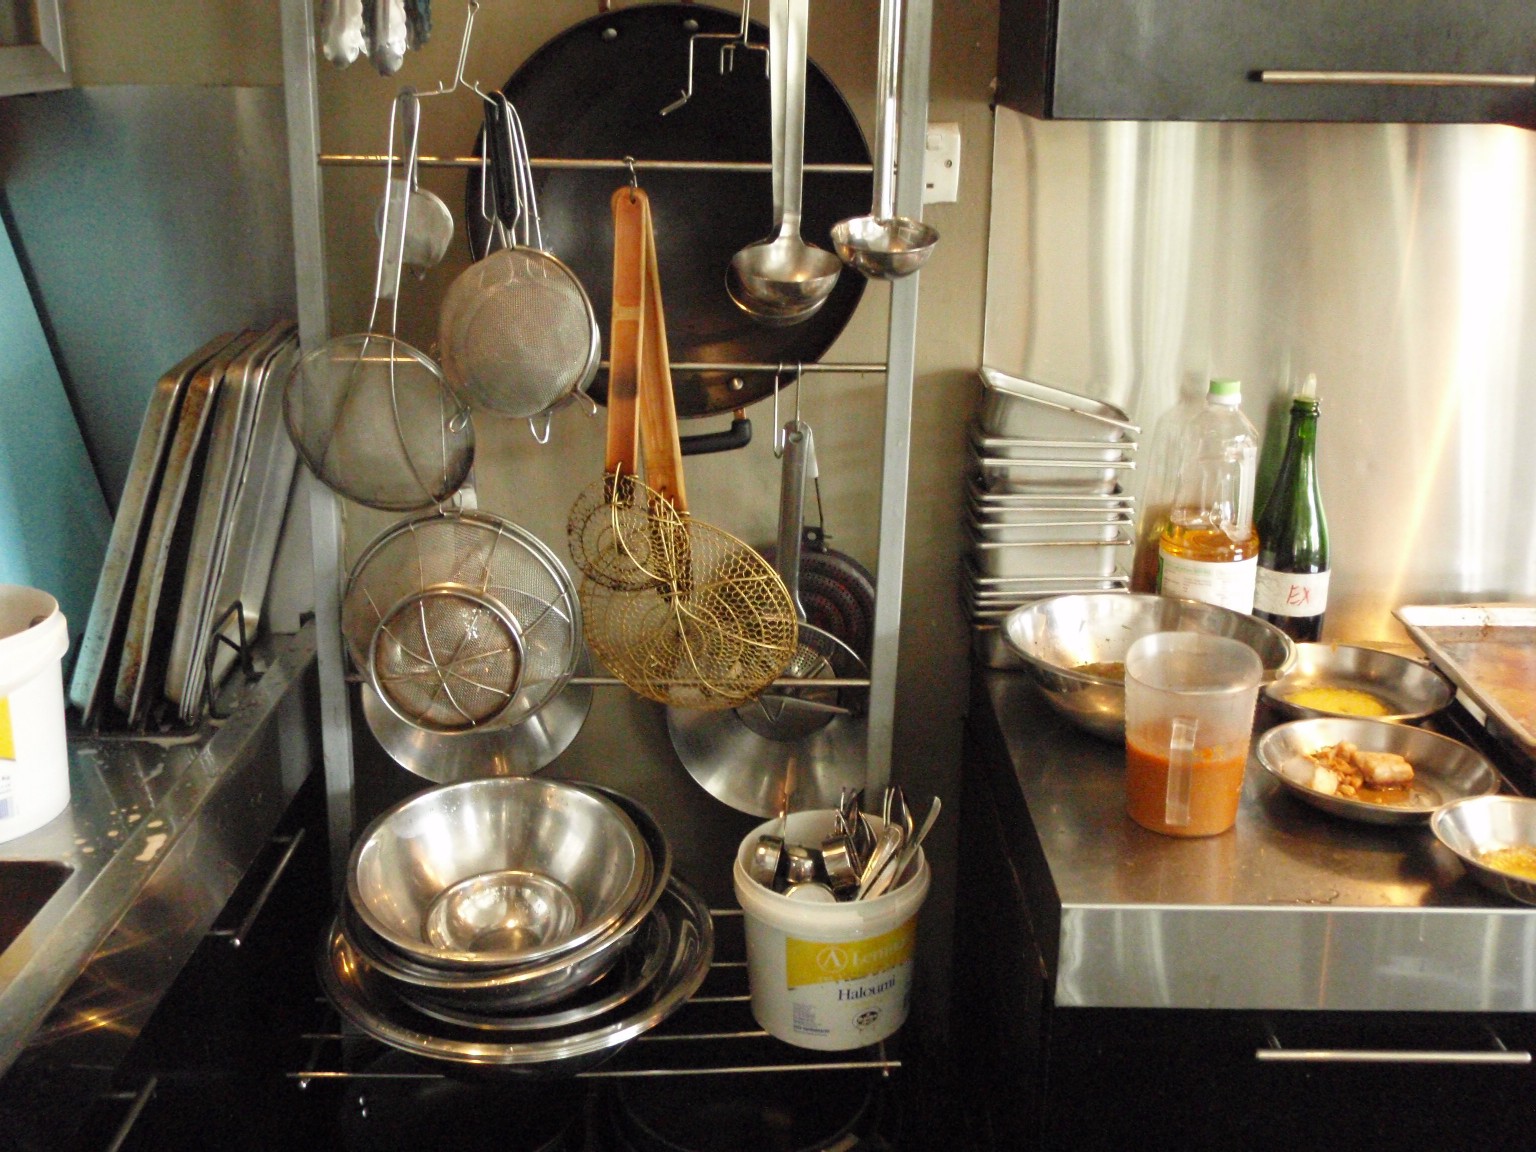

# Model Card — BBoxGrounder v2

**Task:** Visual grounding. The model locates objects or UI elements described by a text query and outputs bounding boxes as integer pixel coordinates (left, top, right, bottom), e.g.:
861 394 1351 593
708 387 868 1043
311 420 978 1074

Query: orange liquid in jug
1125 736 1248 837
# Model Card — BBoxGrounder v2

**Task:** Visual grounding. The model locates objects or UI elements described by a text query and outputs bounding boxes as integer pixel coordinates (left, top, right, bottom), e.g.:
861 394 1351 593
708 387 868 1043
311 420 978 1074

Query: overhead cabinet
996 0 1536 124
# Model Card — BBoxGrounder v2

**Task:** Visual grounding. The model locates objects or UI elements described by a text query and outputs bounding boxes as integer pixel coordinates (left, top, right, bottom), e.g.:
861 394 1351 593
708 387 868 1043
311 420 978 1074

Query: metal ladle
727 0 842 326
829 0 938 280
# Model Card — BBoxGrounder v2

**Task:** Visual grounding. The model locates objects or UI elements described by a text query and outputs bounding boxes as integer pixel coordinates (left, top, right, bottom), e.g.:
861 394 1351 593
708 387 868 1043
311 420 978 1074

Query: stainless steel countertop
0 628 317 1079
981 671 1536 1013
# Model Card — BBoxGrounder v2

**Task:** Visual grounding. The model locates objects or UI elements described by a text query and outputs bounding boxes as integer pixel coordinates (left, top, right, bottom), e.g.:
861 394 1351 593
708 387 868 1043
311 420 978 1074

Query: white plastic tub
0 586 71 842
733 811 930 1051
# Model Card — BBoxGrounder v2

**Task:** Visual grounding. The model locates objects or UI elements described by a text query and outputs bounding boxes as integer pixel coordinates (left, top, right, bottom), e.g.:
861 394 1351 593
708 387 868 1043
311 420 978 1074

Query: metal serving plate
1256 717 1503 826
1394 603 1536 756
319 877 712 1072
1263 643 1455 724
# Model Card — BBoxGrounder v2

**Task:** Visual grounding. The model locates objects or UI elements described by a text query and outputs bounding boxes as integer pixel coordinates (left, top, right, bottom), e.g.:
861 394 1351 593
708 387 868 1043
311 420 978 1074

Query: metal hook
772 364 785 456
527 410 554 444
794 362 804 424
660 0 765 116
421 0 495 104
623 156 638 200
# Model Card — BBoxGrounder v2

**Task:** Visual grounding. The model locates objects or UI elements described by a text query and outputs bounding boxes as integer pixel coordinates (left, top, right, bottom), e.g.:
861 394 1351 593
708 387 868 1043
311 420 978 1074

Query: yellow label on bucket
784 918 916 989
0 698 12 761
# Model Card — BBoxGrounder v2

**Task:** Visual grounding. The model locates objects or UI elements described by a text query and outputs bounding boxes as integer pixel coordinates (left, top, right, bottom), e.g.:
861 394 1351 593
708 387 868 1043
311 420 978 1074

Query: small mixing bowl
1001 593 1296 740
348 777 648 970
1264 643 1454 723
1431 795 1536 905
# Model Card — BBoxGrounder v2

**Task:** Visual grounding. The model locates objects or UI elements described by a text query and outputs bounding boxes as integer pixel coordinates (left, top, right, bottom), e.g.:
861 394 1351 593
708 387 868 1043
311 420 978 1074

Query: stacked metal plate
966 367 1137 668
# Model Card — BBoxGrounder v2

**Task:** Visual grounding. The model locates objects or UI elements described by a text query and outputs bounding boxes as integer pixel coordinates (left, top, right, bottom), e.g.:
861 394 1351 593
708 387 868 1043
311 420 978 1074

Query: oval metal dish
1256 717 1501 825
1263 643 1455 724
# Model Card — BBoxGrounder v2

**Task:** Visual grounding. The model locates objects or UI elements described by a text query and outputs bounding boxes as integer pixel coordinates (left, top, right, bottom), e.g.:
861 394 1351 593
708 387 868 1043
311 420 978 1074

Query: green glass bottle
1253 376 1329 641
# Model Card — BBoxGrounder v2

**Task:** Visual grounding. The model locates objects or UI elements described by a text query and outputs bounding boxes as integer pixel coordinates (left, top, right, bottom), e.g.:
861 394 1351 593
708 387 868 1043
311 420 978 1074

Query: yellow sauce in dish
1285 686 1391 717
1477 846 1536 882
1075 661 1125 681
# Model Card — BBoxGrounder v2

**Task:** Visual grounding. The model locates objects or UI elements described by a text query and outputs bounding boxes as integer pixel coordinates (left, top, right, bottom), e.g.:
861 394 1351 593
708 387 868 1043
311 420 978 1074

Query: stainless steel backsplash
984 107 1536 641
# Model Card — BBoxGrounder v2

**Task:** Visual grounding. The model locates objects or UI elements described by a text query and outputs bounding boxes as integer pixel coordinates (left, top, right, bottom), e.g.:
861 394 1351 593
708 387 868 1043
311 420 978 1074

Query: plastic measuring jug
1123 631 1262 837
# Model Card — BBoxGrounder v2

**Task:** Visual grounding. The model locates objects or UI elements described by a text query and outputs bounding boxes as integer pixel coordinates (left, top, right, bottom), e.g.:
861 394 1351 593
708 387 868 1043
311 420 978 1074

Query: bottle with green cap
1156 378 1261 613
1253 374 1329 640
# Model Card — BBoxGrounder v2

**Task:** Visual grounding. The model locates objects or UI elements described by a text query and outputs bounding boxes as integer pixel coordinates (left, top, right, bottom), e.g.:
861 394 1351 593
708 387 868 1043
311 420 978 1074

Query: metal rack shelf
279 0 934 888
288 909 902 1086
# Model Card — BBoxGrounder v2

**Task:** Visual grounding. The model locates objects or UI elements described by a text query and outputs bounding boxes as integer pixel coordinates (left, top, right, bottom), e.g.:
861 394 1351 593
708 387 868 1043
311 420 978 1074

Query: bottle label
1158 550 1257 613
1254 567 1329 618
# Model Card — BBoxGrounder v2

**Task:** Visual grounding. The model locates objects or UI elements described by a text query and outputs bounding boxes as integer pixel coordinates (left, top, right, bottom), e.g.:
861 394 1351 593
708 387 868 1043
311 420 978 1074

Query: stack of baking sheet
966 368 1137 667
69 319 300 730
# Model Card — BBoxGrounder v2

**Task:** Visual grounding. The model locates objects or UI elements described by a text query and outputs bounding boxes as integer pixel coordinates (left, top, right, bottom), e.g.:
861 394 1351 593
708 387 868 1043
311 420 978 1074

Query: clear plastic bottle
1156 378 1260 613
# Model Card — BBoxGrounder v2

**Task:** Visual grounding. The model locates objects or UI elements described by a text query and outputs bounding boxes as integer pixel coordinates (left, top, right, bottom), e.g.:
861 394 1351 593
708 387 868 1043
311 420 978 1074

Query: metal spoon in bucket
829 0 938 280
727 0 842 325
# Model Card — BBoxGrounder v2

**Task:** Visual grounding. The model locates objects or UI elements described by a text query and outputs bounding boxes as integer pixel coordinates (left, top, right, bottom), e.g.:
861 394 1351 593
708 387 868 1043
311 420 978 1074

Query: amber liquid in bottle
1158 522 1260 565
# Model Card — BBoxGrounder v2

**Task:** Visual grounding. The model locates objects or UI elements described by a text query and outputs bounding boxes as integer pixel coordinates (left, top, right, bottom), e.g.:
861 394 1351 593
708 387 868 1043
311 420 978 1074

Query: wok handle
606 186 643 480
680 416 753 456
636 190 689 513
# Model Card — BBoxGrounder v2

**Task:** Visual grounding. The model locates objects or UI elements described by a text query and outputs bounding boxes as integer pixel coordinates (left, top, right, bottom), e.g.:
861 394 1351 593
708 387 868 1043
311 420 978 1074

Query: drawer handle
1258 70 1536 88
1257 1026 1531 1065
209 829 306 949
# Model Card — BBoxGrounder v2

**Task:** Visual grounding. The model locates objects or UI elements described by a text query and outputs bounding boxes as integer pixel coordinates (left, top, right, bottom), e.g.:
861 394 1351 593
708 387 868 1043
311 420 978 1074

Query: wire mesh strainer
284 87 474 511
574 186 796 710
438 94 599 420
344 511 581 731
370 586 525 732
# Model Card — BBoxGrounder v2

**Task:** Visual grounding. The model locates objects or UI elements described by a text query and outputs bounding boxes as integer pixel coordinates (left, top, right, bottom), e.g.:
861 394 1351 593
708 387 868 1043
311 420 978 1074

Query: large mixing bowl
1001 593 1296 740
349 778 648 970
1432 795 1536 906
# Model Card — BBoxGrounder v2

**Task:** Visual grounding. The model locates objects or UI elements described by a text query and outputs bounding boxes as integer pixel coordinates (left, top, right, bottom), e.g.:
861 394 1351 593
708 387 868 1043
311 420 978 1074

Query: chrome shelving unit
278 0 933 885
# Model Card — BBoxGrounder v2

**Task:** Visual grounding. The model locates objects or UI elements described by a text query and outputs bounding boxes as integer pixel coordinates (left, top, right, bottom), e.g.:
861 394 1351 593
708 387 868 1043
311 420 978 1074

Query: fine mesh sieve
284 87 474 511
344 511 581 731
438 94 599 420
369 586 525 732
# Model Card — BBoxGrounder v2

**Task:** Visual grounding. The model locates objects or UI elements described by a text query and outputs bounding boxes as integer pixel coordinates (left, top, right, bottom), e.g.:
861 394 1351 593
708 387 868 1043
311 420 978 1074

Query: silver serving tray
1395 603 1536 756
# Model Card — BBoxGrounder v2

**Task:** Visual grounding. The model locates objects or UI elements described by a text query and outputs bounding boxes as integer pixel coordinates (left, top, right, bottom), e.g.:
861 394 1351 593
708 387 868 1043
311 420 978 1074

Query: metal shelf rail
279 0 934 888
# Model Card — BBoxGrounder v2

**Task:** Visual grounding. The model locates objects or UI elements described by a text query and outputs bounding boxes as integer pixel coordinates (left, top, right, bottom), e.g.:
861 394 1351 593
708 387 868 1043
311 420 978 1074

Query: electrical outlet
923 122 961 204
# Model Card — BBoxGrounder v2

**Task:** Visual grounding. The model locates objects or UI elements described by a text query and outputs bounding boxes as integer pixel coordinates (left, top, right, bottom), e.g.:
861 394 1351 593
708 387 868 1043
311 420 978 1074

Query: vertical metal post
865 0 932 796
281 0 354 893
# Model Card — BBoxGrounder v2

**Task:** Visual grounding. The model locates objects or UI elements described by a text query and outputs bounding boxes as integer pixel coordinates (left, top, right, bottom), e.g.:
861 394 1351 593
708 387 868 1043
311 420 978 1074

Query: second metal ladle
829 0 938 280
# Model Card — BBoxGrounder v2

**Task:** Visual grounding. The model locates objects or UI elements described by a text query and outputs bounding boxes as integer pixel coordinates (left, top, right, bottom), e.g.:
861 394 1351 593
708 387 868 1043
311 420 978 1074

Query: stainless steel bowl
1263 644 1455 723
348 778 648 970
1431 795 1536 905
1256 717 1502 825
1001 593 1296 740
339 786 673 1013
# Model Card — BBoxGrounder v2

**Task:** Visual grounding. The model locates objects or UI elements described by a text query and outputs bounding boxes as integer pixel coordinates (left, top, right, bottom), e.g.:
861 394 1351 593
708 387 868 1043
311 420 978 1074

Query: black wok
465 3 871 443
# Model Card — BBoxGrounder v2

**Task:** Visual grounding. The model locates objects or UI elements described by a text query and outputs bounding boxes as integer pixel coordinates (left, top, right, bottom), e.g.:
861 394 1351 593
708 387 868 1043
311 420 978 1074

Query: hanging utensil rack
279 0 934 886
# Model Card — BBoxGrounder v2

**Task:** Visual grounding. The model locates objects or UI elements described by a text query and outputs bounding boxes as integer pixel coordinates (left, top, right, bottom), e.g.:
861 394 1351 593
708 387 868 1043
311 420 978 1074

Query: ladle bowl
830 213 938 280
727 235 842 326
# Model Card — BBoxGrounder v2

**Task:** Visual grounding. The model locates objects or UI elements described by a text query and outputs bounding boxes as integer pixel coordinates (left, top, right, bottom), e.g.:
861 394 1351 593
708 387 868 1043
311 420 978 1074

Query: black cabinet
955 676 1536 1151
997 0 1536 124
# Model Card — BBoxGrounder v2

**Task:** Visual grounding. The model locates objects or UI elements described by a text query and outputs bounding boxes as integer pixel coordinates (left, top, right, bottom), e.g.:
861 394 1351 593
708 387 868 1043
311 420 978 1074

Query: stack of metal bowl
967 368 1139 668
320 777 713 1075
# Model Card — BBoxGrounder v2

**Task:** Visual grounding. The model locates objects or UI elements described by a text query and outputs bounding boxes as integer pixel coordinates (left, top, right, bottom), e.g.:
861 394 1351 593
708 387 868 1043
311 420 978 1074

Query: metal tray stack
69 319 300 731
966 368 1137 668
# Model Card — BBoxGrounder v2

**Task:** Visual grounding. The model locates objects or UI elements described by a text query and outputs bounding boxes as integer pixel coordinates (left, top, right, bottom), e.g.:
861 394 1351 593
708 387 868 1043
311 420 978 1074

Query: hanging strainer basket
343 511 580 732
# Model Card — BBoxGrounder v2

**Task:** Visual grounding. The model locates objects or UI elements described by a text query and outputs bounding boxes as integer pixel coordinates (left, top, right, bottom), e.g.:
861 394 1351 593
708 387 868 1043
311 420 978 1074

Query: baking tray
167 321 297 721
113 330 258 726
1394 603 1536 756
69 333 242 724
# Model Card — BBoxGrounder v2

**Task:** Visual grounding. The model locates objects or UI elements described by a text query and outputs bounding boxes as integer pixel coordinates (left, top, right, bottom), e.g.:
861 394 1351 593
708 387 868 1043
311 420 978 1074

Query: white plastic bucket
0 586 71 842
732 810 930 1051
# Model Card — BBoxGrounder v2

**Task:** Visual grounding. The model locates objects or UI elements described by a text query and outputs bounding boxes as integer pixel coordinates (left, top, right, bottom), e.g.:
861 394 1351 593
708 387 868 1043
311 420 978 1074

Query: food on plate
1283 685 1391 717
1076 661 1125 681
1305 741 1415 803
1477 845 1536 882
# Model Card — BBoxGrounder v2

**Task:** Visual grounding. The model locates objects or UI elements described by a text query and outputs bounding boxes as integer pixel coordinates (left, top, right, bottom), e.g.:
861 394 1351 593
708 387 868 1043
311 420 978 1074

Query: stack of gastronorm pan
966 368 1138 668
